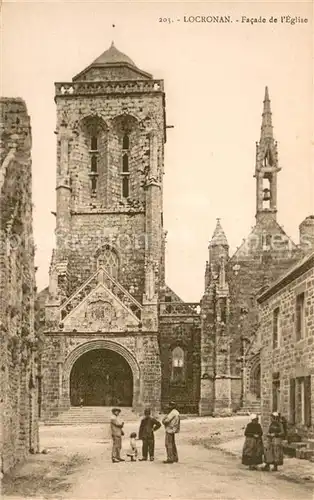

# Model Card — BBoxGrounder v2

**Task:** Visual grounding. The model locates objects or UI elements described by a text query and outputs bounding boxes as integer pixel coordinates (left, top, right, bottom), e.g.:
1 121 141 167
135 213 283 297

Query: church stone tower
200 88 301 415
255 87 280 224
42 43 165 419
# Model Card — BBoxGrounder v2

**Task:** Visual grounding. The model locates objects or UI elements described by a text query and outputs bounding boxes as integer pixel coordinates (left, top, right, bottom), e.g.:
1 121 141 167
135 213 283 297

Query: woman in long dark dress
242 414 264 470
263 412 284 471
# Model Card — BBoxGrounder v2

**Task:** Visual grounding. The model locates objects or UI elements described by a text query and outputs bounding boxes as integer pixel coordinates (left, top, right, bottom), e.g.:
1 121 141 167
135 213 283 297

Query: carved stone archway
61 340 141 411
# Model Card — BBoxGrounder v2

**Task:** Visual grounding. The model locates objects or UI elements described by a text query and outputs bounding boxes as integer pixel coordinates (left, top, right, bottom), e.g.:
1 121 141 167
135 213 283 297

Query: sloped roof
91 42 136 67
72 42 152 81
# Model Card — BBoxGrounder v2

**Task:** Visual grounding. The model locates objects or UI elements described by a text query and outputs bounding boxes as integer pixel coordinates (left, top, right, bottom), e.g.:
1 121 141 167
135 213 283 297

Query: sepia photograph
0 0 313 498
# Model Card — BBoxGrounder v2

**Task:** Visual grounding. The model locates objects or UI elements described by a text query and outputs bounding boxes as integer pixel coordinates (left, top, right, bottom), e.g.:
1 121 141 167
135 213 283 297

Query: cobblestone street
4 417 313 500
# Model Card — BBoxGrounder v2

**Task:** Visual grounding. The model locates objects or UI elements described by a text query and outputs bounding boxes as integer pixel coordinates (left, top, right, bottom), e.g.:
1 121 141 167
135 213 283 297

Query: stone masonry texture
258 252 314 437
0 98 39 473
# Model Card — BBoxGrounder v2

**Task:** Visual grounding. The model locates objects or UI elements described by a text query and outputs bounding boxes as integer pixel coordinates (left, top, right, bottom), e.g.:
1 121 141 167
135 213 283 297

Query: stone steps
43 406 138 425
236 401 261 416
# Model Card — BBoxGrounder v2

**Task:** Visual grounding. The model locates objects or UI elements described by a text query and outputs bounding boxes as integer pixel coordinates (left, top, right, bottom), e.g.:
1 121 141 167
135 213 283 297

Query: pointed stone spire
261 86 273 140
209 219 228 247
255 87 280 222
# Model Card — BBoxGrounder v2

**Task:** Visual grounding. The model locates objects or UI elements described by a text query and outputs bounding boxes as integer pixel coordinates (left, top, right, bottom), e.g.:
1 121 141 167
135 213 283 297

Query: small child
126 432 138 462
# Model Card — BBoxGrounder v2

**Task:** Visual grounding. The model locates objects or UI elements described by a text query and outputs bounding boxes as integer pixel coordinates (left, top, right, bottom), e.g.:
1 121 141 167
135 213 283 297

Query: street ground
2 416 313 500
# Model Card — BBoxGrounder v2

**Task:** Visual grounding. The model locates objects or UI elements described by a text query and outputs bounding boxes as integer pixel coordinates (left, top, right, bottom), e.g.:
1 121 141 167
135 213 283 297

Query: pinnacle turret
209 219 229 248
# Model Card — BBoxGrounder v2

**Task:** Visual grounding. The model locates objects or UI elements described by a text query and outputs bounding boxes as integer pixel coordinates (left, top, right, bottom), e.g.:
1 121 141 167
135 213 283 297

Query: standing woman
263 412 284 471
242 414 264 470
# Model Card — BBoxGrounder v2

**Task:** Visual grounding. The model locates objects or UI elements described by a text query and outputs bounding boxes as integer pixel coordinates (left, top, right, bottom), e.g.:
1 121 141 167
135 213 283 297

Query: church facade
40 44 313 420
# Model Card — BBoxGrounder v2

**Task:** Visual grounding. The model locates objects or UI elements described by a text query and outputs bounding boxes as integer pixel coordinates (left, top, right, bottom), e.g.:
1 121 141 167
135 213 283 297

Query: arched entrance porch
70 349 133 406
62 340 141 410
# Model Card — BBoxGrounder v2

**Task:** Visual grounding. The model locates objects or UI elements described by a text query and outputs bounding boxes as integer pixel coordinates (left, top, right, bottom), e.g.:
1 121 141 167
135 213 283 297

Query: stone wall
258 254 314 436
159 319 201 413
0 98 39 473
66 212 146 302
227 254 299 379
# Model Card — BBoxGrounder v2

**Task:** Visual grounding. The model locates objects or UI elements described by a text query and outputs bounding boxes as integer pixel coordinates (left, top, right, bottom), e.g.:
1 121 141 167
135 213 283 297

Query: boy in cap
110 408 125 463
138 408 161 461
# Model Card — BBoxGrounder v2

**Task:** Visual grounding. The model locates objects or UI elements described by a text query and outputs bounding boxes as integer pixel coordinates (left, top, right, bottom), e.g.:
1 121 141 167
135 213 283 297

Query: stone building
200 88 313 415
40 43 312 421
0 98 39 472
257 251 314 436
40 43 201 421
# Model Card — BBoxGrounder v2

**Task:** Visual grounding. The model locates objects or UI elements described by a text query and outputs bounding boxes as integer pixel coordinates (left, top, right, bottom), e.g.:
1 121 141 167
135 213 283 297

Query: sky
1 0 313 301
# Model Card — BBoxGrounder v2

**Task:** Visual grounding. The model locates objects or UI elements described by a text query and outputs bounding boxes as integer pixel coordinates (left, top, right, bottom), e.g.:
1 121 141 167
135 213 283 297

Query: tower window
91 155 97 173
122 177 129 198
262 177 271 209
91 135 98 151
171 347 185 384
96 246 119 279
91 176 97 195
122 134 129 150
122 154 129 173
121 133 130 199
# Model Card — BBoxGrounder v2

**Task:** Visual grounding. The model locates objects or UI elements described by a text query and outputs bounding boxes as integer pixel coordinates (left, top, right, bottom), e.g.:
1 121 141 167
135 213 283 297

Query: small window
122 134 129 150
296 292 305 341
122 177 129 198
272 372 280 412
91 155 97 173
266 234 272 248
289 378 296 424
91 136 98 151
296 377 305 425
294 376 312 426
171 347 185 384
165 295 172 314
122 154 129 173
91 177 97 194
273 307 280 348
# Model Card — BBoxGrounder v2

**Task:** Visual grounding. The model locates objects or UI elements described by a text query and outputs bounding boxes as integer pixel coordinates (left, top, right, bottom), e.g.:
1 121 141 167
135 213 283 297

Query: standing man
138 408 161 461
110 407 125 463
162 401 180 464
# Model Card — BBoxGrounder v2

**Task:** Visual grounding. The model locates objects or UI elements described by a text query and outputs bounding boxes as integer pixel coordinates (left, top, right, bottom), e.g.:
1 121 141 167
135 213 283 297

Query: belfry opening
69 349 133 407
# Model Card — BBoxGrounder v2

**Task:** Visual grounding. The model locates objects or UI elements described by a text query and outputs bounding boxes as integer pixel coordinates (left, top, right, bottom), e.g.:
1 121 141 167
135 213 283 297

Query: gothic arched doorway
250 361 261 399
70 349 133 407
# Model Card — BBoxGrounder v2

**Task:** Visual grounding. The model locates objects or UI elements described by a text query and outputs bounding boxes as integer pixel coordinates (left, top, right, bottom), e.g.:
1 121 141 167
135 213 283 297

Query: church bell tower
43 43 165 418
255 87 280 223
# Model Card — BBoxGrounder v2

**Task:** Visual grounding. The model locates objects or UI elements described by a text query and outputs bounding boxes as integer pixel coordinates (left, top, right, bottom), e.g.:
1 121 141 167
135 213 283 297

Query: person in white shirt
162 401 180 463
110 408 125 463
